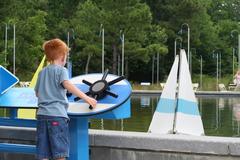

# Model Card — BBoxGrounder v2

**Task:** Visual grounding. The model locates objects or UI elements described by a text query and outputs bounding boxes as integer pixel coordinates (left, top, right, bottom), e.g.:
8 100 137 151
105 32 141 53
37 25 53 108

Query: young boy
35 38 97 160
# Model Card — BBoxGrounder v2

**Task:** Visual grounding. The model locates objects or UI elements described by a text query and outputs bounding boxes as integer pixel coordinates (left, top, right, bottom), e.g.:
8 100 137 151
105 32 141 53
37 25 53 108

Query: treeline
0 0 239 82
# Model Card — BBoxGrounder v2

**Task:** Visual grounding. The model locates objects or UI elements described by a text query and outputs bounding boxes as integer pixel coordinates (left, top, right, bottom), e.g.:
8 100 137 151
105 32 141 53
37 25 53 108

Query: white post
180 23 190 67
200 55 202 90
117 54 120 76
219 53 221 83
231 30 240 70
121 34 124 76
233 47 235 76
156 52 159 85
238 34 240 69
4 23 8 66
174 40 176 58
152 55 155 84
187 27 190 64
102 28 104 73
217 53 219 91
174 37 182 59
190 50 192 75
67 31 70 69
13 24 16 75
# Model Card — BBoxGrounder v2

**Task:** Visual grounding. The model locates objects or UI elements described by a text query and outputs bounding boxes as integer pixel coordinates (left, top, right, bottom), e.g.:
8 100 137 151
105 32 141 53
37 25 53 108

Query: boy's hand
62 80 97 108
86 96 97 109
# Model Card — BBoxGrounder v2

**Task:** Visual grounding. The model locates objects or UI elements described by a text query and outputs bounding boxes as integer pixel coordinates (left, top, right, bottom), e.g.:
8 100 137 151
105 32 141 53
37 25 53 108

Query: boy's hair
42 38 70 62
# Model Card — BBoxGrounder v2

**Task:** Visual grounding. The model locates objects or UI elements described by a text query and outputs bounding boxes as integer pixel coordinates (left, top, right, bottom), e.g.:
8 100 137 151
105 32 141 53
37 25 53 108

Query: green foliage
0 0 239 85
0 0 47 79
70 0 167 75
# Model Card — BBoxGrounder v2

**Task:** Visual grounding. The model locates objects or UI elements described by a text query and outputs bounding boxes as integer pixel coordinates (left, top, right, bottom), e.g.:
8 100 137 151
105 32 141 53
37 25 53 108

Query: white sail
148 55 179 134
174 49 204 136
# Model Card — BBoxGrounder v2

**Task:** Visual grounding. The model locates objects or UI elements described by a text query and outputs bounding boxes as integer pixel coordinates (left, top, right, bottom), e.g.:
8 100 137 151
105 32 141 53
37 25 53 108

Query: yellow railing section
18 56 46 119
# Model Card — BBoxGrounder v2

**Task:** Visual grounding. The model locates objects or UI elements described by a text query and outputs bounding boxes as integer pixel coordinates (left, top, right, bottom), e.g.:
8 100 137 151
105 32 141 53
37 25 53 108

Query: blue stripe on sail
156 98 176 113
177 99 200 115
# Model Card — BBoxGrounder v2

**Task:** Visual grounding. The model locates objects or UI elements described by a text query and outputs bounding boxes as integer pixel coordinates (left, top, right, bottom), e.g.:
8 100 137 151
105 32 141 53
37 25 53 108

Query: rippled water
90 95 240 137
0 95 239 137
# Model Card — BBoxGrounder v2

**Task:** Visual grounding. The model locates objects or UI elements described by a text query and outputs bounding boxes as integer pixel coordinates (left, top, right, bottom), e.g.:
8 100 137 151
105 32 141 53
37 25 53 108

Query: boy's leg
48 117 70 160
37 116 52 160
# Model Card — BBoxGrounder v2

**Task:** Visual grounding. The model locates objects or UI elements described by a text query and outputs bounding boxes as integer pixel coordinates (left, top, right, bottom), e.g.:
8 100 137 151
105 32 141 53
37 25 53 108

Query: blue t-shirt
34 64 69 118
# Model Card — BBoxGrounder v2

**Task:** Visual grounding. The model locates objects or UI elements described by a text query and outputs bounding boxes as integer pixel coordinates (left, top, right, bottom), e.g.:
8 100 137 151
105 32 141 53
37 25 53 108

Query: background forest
0 0 239 84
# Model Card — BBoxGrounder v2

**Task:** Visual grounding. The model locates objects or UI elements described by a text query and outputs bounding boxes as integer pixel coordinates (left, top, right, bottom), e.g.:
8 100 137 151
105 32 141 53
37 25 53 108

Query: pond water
0 95 239 137
90 95 240 137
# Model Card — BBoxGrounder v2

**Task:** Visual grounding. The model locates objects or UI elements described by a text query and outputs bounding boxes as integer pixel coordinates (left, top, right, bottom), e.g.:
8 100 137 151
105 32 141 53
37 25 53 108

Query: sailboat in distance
148 49 204 136
148 55 179 134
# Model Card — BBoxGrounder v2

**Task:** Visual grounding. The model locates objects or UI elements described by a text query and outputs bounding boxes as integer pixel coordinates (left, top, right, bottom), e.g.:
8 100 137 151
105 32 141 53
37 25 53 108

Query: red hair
42 38 70 62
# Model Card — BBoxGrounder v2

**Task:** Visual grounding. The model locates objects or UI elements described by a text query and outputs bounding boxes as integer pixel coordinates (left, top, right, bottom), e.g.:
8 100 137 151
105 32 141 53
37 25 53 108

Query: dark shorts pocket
48 118 70 158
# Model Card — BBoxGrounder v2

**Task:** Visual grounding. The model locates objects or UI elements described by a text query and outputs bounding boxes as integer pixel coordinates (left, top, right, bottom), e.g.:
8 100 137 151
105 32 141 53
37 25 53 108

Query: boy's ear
61 55 65 62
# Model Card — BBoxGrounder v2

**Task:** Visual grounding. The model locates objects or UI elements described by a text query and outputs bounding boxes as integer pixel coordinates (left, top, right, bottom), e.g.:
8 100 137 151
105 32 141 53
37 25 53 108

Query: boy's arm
62 80 97 108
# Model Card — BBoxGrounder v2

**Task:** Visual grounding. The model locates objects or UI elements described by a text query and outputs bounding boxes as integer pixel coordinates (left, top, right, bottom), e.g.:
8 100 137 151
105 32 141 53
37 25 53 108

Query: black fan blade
105 90 118 98
82 79 92 86
101 69 109 80
74 97 81 101
85 91 91 96
89 95 98 110
74 92 91 101
108 76 125 86
66 92 72 97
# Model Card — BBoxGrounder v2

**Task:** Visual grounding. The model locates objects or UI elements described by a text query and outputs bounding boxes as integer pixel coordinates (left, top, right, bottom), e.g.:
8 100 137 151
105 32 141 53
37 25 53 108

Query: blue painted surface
0 66 19 95
94 99 131 119
176 99 200 115
0 80 132 116
68 75 132 117
69 118 89 160
156 98 176 113
0 88 37 108
0 73 132 160
9 109 17 118
0 118 36 127
0 143 36 154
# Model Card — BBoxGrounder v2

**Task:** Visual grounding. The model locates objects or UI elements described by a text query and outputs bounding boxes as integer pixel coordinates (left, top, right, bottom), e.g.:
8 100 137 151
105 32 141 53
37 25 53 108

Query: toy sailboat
149 49 204 136
148 54 179 134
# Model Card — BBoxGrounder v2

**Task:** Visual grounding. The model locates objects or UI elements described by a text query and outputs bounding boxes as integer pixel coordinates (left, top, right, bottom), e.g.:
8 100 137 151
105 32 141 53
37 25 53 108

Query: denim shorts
36 115 70 160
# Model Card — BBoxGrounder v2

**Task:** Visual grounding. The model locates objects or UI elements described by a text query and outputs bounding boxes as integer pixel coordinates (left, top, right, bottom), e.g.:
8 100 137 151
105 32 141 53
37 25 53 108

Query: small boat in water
149 49 204 136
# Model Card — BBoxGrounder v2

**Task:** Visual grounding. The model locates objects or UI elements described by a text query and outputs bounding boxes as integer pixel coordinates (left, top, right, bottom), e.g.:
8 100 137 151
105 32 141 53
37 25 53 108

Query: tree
70 0 102 74
146 0 221 76
0 0 47 80
71 0 168 78
208 0 240 75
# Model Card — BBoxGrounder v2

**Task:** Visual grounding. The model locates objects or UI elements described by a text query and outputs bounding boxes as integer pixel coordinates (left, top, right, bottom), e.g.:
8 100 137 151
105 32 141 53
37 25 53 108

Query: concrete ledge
229 143 240 156
0 127 240 156
90 129 240 156
0 126 240 159
0 126 35 142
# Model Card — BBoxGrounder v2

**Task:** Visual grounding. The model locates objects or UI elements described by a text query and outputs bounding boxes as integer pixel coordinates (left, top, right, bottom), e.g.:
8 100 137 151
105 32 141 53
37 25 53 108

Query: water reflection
91 95 240 137
0 95 239 137
232 98 240 136
140 96 150 107
90 95 159 132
